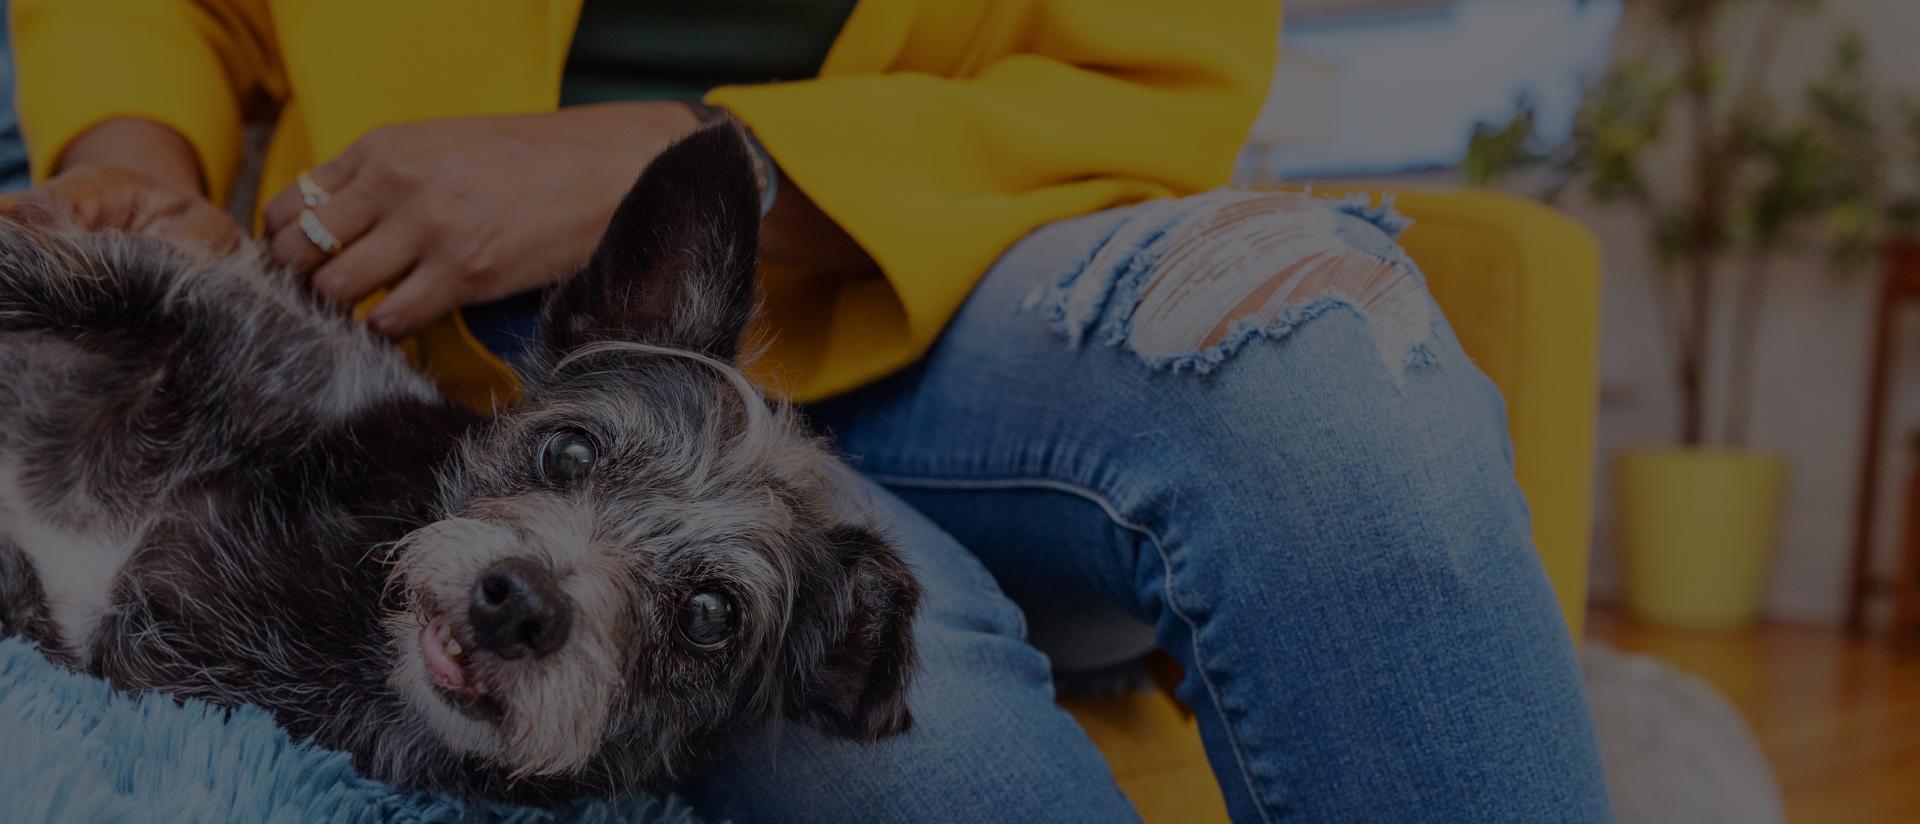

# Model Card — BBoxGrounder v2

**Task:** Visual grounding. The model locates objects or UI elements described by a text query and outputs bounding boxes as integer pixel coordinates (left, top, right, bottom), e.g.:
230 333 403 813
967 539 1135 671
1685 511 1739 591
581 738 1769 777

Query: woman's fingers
268 186 383 276
141 193 245 256
366 261 458 338
11 166 244 256
0 191 72 228
308 225 420 308
261 150 360 237
260 182 305 238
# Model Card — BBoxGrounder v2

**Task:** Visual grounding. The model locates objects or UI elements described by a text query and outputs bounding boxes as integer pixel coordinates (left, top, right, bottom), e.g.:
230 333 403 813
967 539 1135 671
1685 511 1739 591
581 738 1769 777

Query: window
1247 0 1621 180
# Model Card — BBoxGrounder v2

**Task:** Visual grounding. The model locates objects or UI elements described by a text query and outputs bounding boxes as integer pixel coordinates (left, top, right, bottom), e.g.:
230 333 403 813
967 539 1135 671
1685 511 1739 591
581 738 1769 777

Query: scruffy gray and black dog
0 125 921 803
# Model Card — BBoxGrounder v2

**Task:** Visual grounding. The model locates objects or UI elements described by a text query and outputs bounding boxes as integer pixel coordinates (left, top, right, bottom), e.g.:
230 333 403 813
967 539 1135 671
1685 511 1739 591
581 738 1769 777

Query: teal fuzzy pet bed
0 637 699 823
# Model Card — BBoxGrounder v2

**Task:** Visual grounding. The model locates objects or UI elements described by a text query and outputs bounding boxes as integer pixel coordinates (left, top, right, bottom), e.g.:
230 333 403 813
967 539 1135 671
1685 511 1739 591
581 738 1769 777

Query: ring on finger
298 208 343 256
296 169 331 208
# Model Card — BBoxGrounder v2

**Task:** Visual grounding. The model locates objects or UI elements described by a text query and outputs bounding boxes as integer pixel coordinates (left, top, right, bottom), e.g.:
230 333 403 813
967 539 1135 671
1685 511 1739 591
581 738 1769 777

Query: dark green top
561 0 859 105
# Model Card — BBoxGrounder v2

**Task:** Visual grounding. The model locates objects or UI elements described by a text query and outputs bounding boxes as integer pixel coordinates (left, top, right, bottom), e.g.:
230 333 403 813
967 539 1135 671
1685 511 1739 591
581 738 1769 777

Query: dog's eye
678 590 738 649
541 430 597 485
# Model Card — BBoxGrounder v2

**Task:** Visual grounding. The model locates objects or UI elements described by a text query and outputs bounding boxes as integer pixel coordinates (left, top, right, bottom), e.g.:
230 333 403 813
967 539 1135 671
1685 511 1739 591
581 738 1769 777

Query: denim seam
863 471 1280 824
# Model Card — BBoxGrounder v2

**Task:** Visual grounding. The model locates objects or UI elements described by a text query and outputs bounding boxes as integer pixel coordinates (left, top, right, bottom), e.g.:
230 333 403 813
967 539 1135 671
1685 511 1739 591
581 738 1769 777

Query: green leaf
1462 97 1547 185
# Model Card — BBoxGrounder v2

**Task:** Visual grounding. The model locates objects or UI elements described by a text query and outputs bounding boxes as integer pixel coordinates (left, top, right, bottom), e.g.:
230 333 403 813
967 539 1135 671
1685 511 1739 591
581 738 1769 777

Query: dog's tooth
446 637 464 658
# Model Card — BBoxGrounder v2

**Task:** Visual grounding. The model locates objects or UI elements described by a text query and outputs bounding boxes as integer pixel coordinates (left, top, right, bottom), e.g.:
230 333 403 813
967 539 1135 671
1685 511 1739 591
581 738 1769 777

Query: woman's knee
1009 192 1513 481
1016 190 1440 387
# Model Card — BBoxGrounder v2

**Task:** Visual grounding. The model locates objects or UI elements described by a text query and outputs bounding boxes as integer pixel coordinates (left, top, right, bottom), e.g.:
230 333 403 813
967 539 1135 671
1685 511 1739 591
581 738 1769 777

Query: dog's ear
539 122 761 360
791 525 921 742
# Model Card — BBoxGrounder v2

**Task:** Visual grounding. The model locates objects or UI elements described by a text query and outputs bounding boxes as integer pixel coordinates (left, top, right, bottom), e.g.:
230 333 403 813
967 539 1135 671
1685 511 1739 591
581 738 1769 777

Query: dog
0 124 921 803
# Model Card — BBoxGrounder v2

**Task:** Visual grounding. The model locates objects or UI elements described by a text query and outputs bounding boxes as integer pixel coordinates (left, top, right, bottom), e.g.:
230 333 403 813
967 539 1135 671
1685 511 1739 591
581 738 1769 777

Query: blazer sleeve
707 0 1278 396
10 0 278 202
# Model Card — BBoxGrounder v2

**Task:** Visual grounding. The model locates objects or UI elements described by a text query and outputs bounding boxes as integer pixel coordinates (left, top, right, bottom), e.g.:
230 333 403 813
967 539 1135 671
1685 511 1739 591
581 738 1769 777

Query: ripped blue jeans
474 192 1612 822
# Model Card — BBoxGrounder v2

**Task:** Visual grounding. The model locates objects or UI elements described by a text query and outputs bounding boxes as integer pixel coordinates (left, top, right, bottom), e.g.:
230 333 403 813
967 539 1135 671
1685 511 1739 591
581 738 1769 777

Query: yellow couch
1059 187 1602 822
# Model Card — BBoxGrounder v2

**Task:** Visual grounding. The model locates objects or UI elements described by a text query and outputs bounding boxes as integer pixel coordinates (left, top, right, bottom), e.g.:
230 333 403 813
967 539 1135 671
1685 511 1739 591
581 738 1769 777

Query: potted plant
1465 0 1919 629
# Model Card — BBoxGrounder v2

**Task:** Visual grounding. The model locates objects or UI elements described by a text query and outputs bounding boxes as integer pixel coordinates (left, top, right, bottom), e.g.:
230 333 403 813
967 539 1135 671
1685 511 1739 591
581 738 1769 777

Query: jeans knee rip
1020 191 1438 382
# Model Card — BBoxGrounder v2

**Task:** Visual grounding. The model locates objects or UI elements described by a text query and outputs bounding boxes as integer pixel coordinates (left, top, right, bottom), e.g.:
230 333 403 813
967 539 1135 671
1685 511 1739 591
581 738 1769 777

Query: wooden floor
1588 609 1920 823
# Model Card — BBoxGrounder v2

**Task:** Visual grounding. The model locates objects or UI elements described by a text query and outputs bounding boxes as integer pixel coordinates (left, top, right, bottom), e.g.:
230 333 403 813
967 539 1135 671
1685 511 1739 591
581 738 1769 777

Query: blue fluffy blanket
0 637 700 823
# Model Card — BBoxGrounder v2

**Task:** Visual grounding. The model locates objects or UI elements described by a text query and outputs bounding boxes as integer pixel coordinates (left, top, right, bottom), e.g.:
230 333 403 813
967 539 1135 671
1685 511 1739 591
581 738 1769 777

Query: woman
7 1 1612 821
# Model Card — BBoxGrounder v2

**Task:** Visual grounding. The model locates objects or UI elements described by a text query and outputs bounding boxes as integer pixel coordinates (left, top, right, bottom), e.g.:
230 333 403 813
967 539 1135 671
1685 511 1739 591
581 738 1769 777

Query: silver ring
296 169 331 208
298 208 342 255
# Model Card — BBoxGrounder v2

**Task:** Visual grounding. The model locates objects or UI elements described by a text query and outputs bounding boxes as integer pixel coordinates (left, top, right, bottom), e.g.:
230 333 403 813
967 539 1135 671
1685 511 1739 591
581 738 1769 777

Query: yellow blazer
11 0 1278 406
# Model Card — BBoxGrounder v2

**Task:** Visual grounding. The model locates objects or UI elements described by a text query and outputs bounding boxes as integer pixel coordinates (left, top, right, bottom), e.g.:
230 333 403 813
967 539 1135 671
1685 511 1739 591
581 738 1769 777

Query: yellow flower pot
1615 448 1790 630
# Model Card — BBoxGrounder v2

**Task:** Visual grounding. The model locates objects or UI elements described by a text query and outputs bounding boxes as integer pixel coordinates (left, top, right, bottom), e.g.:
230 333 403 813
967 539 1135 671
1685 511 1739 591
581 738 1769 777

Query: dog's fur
0 125 920 803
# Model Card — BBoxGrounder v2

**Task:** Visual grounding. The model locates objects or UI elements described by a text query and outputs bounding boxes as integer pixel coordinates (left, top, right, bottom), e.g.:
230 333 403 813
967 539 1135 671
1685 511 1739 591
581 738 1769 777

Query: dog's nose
468 558 572 660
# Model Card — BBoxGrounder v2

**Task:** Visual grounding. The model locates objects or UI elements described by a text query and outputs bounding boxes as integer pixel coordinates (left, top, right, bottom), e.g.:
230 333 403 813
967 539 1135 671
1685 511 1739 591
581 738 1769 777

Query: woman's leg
809 192 1613 822
682 472 1142 823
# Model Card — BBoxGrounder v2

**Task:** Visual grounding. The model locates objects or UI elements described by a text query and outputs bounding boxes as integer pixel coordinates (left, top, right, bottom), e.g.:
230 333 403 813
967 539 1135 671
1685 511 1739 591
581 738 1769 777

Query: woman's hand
1 119 242 256
262 103 702 337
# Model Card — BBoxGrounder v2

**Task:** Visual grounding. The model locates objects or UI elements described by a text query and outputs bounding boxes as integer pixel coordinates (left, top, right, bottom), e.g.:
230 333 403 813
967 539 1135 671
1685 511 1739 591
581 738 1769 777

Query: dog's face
385 126 919 787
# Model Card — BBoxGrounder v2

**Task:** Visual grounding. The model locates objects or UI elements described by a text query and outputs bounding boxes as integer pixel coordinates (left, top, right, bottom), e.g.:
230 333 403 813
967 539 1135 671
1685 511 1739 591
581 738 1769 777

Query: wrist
60 119 205 197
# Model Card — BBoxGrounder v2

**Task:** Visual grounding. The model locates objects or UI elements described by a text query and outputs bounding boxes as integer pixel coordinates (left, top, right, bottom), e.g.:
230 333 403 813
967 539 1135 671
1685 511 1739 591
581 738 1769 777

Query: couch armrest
1302 186 1602 639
